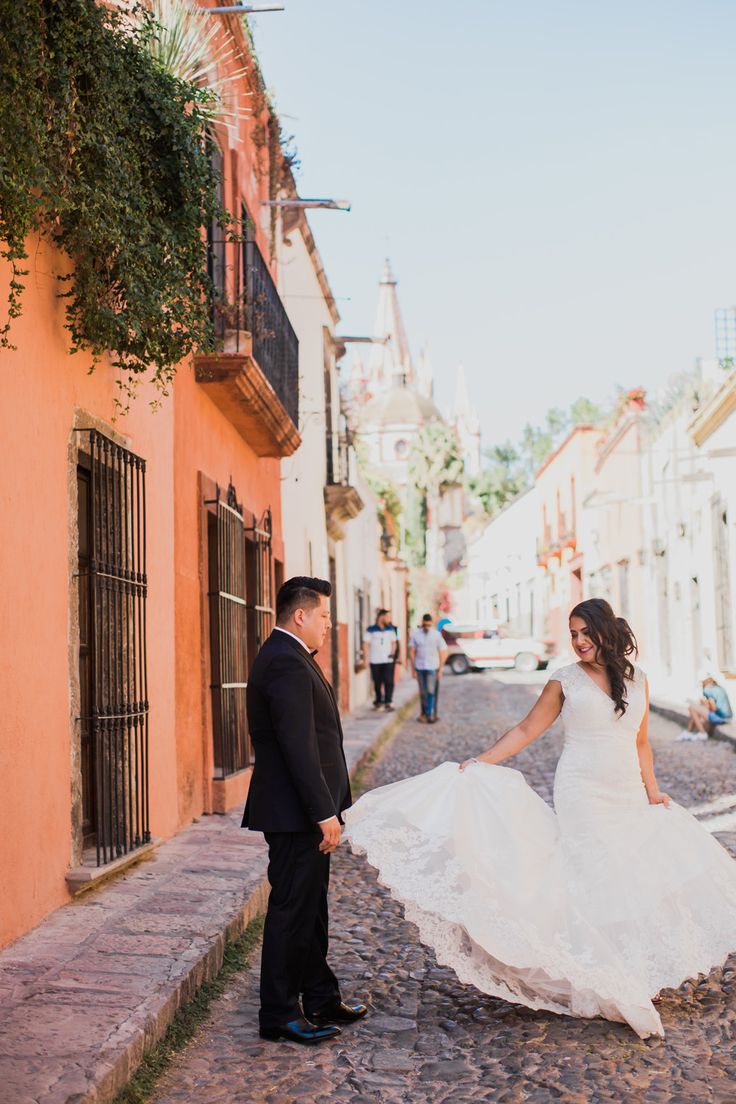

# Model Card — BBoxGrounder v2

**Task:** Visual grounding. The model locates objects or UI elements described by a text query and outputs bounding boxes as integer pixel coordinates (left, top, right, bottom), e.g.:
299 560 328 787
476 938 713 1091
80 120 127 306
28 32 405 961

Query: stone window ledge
66 838 160 897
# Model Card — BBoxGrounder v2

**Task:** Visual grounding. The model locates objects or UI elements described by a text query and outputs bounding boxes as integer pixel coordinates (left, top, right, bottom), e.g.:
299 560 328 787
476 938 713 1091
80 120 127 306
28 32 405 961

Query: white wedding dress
345 663 736 1038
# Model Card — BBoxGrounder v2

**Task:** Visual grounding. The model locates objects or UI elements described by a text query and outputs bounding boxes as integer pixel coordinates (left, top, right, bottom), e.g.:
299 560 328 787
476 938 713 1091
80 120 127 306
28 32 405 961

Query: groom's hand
318 816 342 853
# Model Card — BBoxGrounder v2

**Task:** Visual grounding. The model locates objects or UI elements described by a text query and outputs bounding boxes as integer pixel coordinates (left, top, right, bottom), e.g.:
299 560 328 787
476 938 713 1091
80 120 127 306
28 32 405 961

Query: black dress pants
370 662 395 705
260 831 341 1028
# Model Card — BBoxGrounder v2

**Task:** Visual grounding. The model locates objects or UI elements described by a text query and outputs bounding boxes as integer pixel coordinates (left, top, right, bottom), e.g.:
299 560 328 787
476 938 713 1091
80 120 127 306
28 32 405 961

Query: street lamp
203 4 285 13
337 336 389 344
261 198 351 211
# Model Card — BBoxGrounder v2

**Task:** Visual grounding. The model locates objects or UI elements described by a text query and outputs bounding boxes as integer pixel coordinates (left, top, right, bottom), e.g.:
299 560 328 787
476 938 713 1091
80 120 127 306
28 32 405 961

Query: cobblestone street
150 673 736 1104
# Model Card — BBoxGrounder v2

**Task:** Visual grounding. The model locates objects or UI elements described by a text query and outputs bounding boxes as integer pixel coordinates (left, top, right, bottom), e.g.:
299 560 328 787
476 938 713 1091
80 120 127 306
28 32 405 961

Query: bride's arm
459 680 564 770
636 679 671 806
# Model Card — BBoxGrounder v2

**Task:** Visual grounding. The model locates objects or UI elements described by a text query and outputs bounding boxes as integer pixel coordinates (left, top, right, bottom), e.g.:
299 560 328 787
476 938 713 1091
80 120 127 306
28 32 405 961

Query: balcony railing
209 237 299 430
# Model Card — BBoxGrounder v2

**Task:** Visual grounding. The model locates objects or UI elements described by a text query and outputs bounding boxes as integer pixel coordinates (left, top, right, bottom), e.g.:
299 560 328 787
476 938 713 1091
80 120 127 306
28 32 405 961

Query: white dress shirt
274 625 311 651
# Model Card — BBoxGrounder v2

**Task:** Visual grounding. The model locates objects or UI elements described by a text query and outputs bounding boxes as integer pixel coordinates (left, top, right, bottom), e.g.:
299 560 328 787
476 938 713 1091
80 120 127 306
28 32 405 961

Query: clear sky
249 0 736 449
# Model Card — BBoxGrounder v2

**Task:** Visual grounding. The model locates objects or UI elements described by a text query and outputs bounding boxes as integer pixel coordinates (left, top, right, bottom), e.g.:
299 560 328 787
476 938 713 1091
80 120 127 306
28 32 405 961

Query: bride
345 598 736 1038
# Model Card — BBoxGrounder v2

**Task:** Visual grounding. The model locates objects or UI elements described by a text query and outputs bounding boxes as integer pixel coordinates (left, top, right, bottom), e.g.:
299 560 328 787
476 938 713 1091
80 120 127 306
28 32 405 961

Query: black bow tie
310 649 319 658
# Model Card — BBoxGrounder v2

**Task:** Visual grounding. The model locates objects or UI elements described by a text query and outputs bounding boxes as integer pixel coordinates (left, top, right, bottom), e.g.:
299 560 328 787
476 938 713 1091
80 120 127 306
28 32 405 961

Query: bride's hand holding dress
458 677 566 772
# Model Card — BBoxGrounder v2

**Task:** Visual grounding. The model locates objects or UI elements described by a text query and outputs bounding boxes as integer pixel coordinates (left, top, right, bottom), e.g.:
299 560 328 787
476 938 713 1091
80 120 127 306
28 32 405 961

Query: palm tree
407 424 465 566
143 0 250 136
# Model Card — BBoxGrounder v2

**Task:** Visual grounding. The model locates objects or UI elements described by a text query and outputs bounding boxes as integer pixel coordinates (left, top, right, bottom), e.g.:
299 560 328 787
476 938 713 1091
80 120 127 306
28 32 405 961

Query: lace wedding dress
345 663 736 1038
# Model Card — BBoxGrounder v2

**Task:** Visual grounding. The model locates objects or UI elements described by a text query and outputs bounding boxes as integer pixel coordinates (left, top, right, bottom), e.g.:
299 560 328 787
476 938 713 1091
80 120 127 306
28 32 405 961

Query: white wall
639 376 736 703
278 226 333 580
342 474 384 707
454 487 544 637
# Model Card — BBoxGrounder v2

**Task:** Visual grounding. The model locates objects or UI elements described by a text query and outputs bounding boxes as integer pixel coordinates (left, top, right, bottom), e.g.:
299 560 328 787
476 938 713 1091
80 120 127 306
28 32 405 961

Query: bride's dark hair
569 598 638 716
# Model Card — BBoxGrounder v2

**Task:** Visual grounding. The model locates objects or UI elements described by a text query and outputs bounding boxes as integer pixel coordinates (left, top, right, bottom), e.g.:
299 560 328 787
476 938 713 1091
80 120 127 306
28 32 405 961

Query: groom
242 576 368 1044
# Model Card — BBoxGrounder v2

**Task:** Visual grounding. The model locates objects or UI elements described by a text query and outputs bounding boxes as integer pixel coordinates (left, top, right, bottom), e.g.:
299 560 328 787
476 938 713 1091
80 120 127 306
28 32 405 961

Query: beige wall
535 427 600 654
579 413 650 655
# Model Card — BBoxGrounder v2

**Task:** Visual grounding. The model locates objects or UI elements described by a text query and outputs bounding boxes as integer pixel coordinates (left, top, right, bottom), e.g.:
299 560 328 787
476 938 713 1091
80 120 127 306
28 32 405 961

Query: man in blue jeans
409 613 448 724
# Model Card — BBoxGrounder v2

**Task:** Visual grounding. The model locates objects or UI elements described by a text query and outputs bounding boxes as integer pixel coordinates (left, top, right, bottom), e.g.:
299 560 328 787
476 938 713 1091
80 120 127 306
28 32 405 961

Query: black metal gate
77 429 150 865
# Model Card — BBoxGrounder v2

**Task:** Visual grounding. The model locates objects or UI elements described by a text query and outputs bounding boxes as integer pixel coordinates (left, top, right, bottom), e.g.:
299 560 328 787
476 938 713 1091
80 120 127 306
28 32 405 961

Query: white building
278 207 376 710
640 365 736 702
347 260 444 489
454 486 544 636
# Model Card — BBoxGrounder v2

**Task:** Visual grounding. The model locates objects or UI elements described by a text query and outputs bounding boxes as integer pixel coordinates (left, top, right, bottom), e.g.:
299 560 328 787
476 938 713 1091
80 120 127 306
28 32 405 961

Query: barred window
76 430 150 866
207 484 273 778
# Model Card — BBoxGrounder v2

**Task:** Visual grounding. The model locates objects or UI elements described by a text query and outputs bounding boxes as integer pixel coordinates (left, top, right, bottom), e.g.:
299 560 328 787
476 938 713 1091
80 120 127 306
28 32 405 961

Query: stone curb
650 696 736 747
97 684 419 1104
91 878 272 1104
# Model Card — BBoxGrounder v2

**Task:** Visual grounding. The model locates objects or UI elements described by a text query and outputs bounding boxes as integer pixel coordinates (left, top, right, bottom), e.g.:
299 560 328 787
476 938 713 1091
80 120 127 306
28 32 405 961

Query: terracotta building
0 9 300 946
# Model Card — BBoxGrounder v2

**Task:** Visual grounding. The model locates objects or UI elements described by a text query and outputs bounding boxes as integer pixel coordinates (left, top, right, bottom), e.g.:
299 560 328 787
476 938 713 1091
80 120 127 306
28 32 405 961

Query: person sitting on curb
678 676 733 741
408 613 448 724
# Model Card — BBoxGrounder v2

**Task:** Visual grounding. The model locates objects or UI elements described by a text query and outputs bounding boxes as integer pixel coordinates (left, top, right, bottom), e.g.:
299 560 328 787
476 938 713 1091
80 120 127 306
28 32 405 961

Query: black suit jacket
242 629 352 833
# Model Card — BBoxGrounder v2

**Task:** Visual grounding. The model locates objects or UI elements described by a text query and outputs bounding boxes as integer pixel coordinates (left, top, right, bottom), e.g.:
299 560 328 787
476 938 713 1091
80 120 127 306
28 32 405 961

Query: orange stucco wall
0 239 287 947
0 17 306 948
172 363 283 827
0 241 179 946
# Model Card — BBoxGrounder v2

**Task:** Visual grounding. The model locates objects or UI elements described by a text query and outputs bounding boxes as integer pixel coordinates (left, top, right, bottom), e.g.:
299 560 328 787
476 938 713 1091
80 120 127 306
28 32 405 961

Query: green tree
569 396 603 425
465 441 525 517
406 424 465 566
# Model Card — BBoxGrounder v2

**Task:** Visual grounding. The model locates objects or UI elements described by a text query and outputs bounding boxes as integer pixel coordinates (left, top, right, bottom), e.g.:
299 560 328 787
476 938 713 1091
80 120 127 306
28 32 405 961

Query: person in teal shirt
679 676 733 741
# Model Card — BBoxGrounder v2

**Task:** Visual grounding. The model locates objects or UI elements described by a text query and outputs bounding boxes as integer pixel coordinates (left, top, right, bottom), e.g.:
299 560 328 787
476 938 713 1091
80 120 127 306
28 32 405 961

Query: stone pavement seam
0 677 418 1104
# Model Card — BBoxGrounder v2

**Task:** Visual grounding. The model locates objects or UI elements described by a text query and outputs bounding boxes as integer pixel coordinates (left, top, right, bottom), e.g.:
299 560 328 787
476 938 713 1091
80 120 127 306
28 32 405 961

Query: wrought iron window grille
244 507 275 670
74 428 150 866
205 487 274 778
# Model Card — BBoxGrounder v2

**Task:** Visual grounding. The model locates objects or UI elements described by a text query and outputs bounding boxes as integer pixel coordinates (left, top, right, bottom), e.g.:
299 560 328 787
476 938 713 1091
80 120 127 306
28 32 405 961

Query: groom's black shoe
259 1017 341 1044
306 999 368 1025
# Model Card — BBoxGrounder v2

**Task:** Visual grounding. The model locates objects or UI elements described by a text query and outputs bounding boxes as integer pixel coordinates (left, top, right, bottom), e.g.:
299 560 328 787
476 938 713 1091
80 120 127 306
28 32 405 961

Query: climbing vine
0 0 234 403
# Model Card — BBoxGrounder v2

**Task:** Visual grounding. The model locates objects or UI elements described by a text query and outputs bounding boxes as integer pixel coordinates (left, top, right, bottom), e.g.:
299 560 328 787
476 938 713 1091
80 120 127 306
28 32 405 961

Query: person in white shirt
363 609 400 711
408 614 448 724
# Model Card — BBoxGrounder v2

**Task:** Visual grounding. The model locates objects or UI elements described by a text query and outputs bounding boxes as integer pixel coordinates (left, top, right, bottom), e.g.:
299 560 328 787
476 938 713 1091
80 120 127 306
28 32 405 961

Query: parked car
441 622 552 675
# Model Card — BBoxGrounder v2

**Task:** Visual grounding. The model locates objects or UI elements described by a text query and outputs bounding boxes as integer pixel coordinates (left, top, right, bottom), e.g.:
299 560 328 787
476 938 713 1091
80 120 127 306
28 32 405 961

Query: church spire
368 258 413 391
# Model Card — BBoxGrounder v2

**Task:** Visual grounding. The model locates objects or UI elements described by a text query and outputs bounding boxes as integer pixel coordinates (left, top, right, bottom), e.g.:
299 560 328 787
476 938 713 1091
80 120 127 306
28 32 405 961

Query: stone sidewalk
0 677 418 1104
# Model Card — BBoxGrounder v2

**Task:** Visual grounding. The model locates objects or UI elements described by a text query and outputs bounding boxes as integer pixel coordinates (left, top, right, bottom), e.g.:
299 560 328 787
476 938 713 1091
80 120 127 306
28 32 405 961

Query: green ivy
0 0 233 405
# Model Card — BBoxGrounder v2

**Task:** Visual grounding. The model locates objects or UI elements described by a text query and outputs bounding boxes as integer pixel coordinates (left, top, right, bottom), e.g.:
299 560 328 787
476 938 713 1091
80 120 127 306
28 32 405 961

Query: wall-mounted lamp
337 336 389 344
203 4 285 13
261 198 351 211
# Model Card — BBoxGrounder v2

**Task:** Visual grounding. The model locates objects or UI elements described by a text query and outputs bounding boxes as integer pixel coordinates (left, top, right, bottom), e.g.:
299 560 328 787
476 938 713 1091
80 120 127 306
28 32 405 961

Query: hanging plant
0 0 235 408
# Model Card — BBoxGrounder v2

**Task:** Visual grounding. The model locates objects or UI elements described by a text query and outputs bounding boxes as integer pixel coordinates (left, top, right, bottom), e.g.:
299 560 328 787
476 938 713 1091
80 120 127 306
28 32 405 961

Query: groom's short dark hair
276 576 331 623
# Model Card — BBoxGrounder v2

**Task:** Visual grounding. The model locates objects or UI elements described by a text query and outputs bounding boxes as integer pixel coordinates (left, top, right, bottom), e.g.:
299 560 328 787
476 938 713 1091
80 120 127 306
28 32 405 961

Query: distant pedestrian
678 676 733 741
409 613 448 724
364 608 400 711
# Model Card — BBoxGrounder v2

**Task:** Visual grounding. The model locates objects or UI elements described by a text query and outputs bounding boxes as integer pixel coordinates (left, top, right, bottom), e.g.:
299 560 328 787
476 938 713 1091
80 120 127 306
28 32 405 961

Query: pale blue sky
250 0 736 446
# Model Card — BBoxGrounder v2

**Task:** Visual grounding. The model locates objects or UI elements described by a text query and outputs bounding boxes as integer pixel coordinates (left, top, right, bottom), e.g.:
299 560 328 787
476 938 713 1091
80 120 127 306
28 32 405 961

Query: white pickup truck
441 622 553 675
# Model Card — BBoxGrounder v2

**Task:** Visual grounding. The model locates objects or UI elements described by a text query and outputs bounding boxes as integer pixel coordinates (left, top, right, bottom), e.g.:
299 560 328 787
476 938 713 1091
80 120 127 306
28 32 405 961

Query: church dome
359 386 444 428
